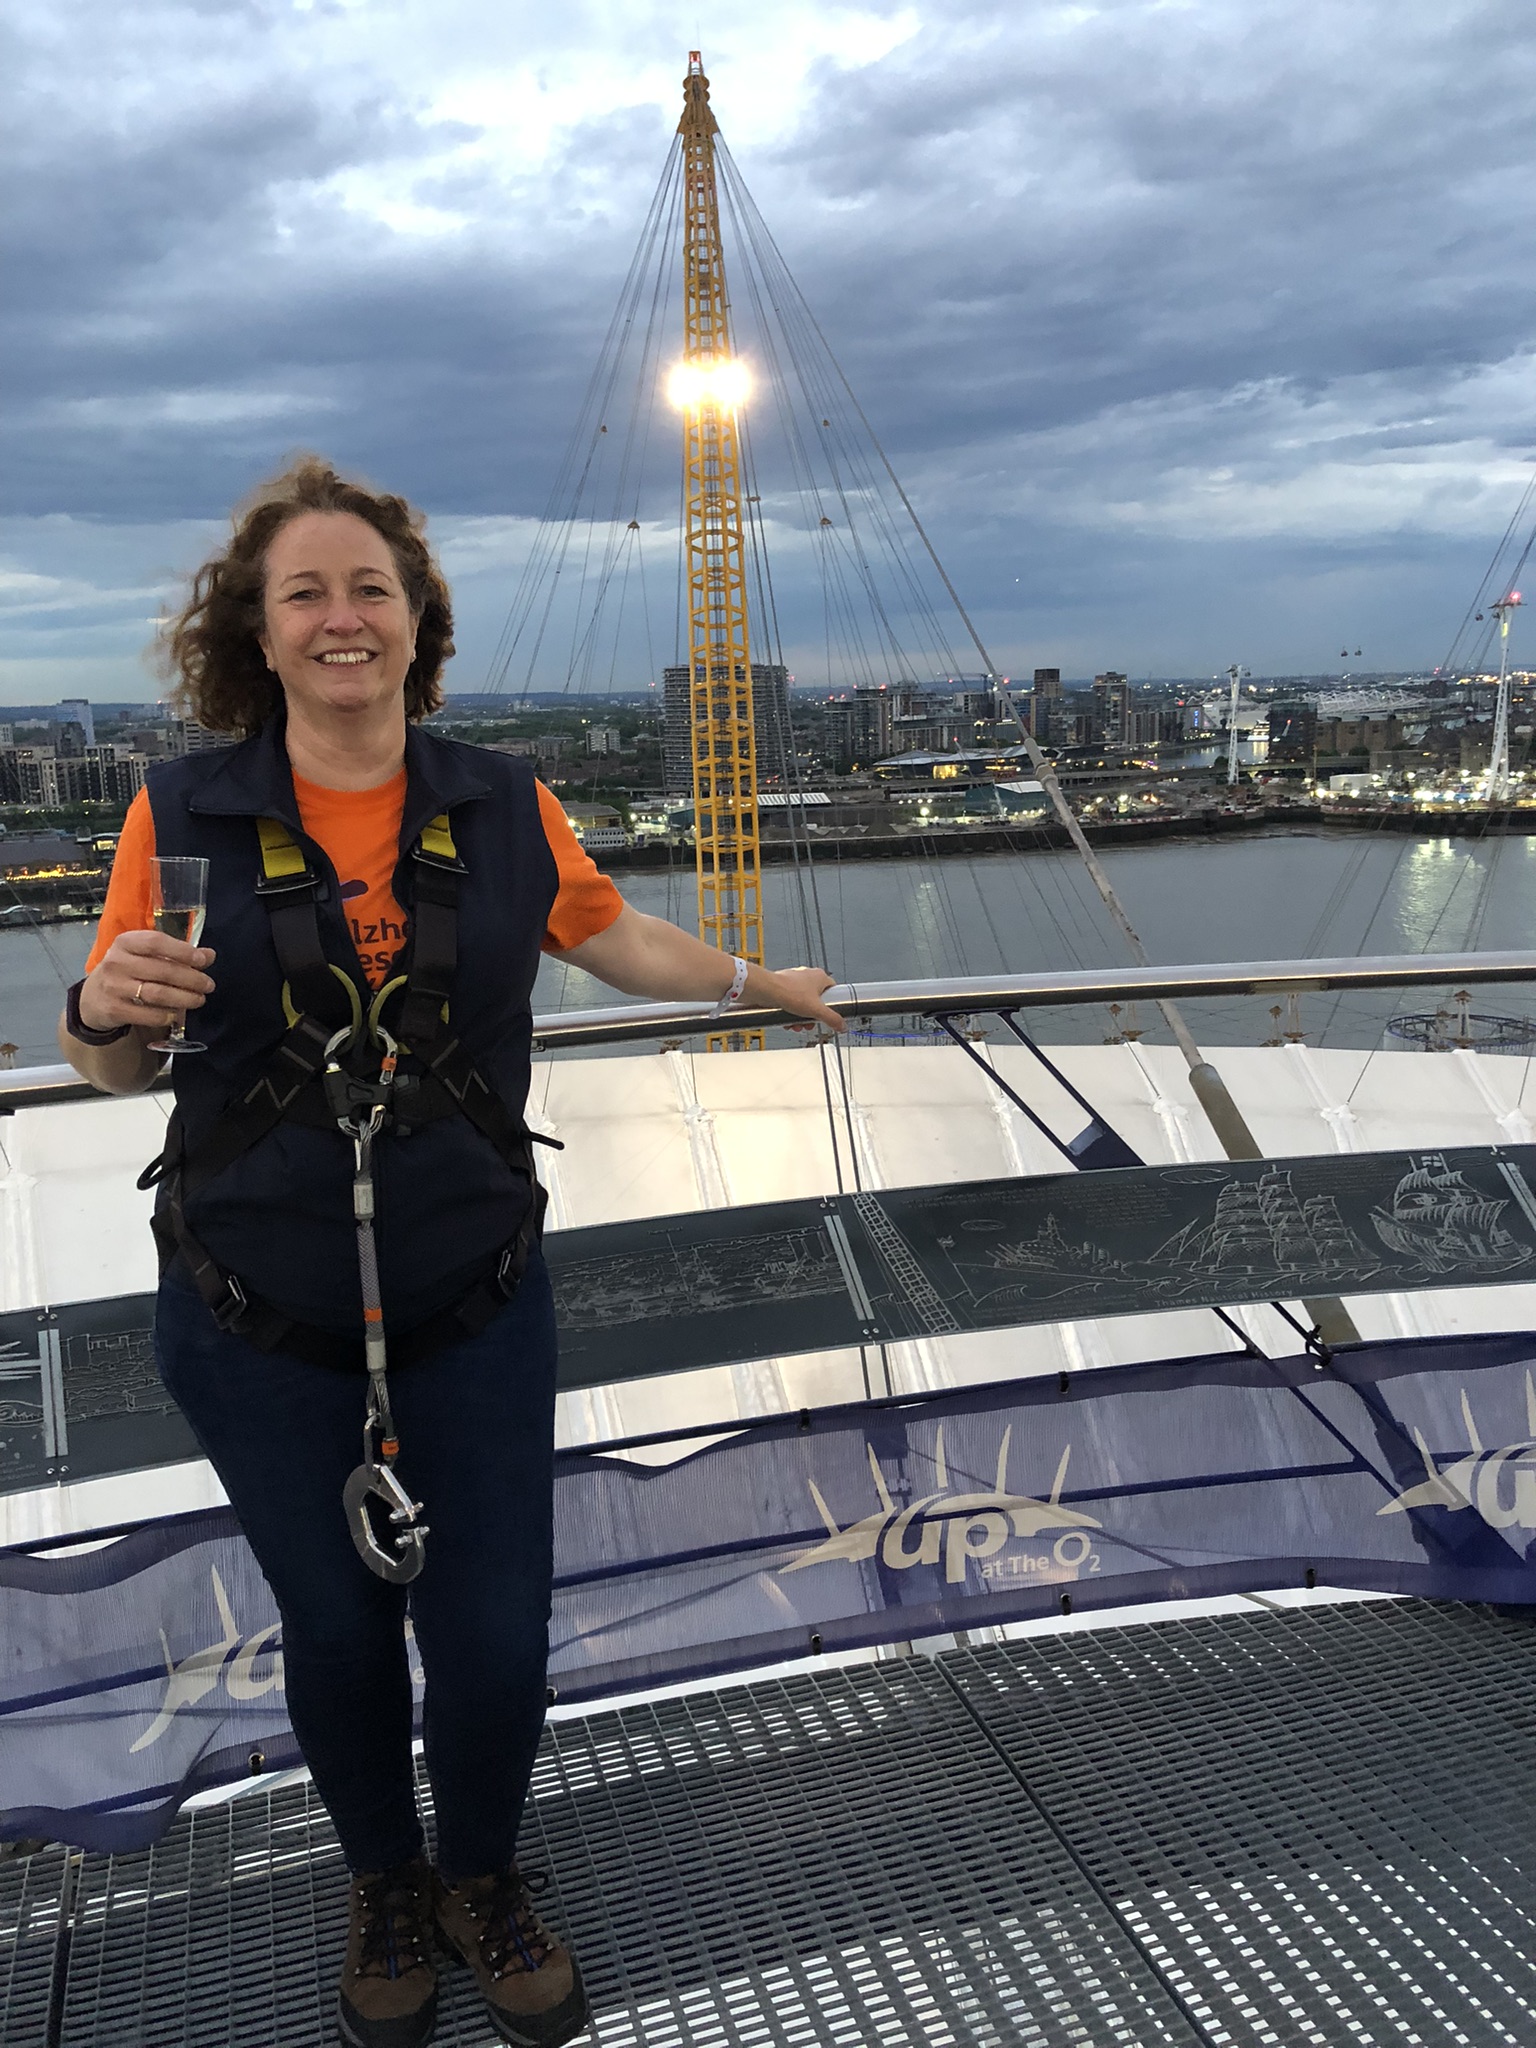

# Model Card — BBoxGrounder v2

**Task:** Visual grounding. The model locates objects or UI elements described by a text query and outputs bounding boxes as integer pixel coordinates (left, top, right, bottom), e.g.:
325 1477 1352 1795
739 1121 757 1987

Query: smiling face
257 510 418 725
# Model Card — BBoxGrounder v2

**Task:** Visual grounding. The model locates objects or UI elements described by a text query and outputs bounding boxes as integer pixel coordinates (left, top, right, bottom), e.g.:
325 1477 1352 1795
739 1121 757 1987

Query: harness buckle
253 868 319 903
211 1272 250 1333
324 1064 375 1127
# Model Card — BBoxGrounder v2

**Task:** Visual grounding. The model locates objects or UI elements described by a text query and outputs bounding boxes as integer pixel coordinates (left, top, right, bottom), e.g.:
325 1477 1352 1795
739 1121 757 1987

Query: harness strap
139 1012 342 1203
167 1181 548 1374
418 1035 540 1166
396 812 460 1052
255 815 350 1028
145 802 553 1372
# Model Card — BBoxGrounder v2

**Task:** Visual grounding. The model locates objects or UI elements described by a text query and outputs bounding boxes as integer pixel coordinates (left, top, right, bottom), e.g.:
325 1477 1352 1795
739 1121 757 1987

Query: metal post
676 51 764 1051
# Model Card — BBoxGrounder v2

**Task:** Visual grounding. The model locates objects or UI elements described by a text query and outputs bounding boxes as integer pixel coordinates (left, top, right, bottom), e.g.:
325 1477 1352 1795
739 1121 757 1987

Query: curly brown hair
162 456 455 735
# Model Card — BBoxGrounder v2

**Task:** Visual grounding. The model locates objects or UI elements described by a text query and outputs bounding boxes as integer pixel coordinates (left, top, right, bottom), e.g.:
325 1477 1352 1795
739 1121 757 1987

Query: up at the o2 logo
779 1423 1103 1587
1379 1370 1536 1541
129 1566 425 1754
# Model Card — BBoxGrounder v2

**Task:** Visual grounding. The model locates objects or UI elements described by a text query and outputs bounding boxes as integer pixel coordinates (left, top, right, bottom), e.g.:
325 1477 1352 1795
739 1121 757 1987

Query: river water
5 827 1536 1066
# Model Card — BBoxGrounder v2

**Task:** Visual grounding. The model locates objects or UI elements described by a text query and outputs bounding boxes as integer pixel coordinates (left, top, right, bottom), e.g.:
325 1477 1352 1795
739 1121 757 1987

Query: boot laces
476 1866 557 1979
354 1865 431 1982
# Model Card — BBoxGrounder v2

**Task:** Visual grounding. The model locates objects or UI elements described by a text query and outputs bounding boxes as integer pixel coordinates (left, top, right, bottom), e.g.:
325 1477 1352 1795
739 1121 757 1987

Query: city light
667 358 751 410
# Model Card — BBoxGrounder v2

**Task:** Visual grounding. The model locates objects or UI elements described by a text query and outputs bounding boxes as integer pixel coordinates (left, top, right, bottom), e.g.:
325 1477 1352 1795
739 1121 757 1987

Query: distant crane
1485 592 1523 803
1223 664 1250 784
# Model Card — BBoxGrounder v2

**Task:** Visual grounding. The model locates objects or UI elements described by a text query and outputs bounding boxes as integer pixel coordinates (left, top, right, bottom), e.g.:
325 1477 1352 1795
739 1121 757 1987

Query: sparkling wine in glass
148 855 209 1055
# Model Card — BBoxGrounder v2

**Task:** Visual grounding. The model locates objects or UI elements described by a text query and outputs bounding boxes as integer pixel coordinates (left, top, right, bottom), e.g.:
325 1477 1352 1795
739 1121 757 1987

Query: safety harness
140 808 556 1583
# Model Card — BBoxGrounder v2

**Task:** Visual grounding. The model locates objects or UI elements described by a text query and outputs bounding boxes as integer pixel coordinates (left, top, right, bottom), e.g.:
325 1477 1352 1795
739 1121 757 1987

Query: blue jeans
153 1253 559 1879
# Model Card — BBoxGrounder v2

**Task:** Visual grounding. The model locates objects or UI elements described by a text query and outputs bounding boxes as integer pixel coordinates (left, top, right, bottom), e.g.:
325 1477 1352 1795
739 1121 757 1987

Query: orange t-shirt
88 773 623 987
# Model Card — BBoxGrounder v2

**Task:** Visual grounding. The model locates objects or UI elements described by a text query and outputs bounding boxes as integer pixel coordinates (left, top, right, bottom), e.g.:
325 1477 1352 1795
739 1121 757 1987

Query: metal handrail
5 950 1535 1111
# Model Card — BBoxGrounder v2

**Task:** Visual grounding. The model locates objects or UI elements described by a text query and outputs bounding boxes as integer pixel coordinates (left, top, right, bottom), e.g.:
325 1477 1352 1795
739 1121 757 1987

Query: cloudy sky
4 0 1535 705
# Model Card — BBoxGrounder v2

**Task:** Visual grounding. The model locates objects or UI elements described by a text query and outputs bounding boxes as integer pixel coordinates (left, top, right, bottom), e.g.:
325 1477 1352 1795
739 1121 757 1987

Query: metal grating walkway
3 1599 1534 2047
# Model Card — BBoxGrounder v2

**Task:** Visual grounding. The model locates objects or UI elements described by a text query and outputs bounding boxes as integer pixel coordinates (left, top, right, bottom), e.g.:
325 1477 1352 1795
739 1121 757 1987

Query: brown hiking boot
337 1856 439 2048
434 1865 588 2047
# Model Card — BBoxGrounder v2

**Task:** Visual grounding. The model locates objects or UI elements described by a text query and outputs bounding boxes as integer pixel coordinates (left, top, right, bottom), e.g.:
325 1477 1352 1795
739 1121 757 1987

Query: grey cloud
5 0 1536 680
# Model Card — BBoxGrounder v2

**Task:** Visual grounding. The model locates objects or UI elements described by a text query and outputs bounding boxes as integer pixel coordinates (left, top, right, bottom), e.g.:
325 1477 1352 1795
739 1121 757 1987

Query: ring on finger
132 982 146 1005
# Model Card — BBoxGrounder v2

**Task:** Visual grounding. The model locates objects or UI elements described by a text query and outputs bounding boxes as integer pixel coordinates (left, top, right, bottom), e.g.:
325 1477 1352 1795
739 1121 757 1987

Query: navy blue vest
146 718 559 1332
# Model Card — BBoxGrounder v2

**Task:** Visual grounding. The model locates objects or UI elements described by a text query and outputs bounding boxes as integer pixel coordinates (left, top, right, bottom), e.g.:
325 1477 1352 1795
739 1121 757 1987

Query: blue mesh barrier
5 1327 1536 1851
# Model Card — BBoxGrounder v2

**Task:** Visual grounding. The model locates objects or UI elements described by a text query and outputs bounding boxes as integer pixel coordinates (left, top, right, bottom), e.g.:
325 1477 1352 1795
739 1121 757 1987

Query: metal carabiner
343 1456 428 1584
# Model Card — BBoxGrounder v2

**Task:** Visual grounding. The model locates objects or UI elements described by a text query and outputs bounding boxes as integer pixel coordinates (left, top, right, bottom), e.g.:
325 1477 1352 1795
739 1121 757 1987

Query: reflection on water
1389 837 1536 956
5 830 1536 1064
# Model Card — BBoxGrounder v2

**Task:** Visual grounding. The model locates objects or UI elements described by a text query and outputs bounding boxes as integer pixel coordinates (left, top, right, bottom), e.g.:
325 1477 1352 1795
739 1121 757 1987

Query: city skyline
4 1 1536 705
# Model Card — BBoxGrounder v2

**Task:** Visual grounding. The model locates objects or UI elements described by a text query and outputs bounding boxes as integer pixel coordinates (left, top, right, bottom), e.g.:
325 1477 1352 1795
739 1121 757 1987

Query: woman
59 457 843 2048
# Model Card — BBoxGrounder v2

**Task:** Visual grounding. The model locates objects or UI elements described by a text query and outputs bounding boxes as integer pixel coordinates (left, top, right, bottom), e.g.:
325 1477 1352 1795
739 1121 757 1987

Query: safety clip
343 1456 428 1584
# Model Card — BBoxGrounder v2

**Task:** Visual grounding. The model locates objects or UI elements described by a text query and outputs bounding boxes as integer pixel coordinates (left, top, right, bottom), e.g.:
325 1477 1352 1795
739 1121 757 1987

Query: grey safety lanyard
330 1027 429 1583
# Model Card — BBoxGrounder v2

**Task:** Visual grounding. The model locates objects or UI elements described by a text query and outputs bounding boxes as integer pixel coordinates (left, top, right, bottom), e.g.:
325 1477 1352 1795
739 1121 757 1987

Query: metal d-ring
280 964 364 1042
366 975 449 1048
343 1458 428 1584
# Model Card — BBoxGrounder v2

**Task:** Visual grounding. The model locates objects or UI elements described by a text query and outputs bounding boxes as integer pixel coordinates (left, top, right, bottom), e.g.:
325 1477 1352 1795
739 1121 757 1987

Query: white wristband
714 956 749 1014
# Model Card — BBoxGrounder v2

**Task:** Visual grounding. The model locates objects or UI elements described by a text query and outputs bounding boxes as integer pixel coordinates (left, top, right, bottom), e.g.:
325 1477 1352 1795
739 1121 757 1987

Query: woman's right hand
78 930 217 1034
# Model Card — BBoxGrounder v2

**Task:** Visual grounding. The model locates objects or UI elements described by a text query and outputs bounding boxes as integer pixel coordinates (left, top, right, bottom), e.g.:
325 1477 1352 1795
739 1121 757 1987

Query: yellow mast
675 50 764 1049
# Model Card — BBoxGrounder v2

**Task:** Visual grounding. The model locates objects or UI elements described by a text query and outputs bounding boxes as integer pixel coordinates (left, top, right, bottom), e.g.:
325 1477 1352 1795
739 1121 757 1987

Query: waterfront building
891 712 962 754
561 801 628 850
1267 698 1317 764
1126 704 1184 748
822 683 928 772
1316 715 1406 763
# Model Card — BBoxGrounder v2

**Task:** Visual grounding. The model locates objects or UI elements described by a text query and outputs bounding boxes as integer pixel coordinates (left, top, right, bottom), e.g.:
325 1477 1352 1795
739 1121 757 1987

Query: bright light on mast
667 358 751 410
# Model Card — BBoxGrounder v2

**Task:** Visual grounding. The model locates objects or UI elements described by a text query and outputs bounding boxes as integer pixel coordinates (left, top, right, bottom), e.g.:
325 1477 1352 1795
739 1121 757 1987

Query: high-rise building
57 698 95 748
184 721 231 753
1028 668 1062 742
663 663 791 795
166 716 232 755
0 746 62 806
823 684 918 771
71 745 149 803
1093 672 1130 744
939 679 996 720
0 742 148 806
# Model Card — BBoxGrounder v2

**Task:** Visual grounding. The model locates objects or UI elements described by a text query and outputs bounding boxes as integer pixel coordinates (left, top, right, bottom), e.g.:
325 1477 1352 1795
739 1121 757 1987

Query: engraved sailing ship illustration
1370 1154 1524 1274
1148 1168 1379 1287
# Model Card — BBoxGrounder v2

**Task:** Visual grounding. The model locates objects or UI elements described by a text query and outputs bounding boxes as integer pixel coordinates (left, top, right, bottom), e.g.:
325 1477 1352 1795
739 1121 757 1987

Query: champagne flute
147 855 209 1055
